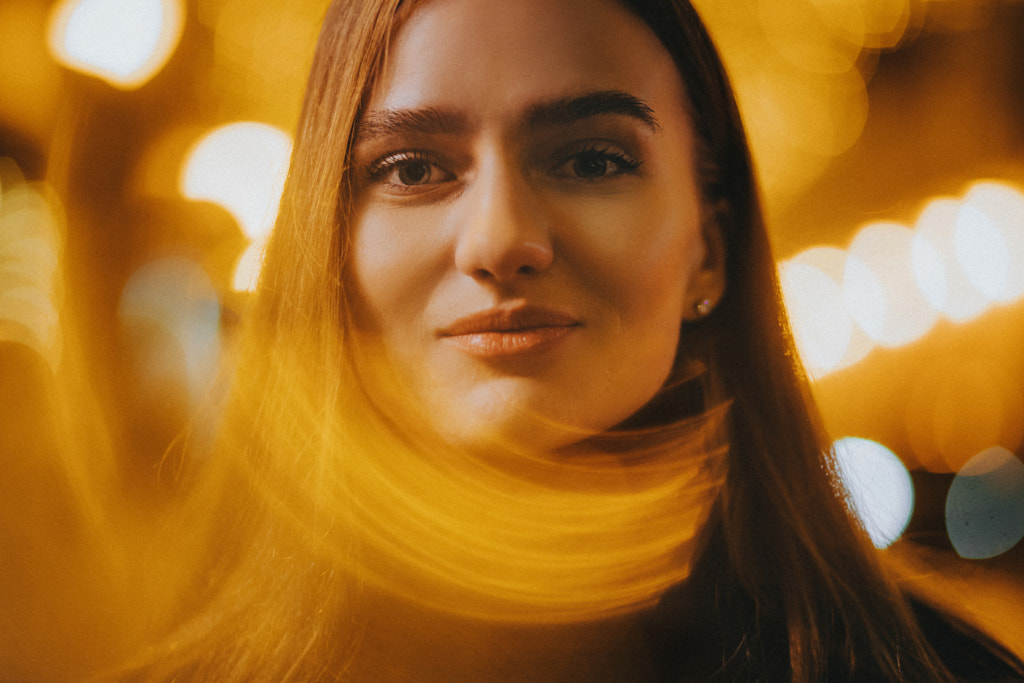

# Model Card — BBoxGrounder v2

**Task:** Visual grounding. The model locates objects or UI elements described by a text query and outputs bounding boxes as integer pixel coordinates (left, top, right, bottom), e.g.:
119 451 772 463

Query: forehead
367 0 689 121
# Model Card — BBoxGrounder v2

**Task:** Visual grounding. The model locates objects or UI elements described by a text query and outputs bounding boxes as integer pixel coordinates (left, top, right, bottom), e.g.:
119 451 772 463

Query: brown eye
396 160 433 185
550 144 642 183
572 153 611 179
367 150 456 193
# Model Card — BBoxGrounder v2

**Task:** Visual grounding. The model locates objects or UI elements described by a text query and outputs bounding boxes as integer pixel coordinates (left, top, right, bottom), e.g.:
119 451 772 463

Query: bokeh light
832 436 914 549
815 0 912 51
914 198 990 323
845 222 938 347
46 0 185 90
179 122 291 292
757 0 863 74
694 0 870 214
955 203 1012 305
117 256 221 405
905 356 1024 473
232 236 270 293
962 181 1024 303
946 446 1024 560
0 161 63 370
780 246 874 377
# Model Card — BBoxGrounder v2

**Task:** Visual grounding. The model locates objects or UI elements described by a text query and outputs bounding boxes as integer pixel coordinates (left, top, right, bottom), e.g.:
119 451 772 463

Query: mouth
438 305 582 358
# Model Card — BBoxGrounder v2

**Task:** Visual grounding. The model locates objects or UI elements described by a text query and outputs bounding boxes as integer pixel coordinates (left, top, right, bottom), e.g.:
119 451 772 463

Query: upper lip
438 305 581 337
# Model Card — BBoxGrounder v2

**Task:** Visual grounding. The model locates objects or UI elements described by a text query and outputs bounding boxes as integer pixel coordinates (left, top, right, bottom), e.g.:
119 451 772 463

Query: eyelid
366 149 448 178
546 141 643 179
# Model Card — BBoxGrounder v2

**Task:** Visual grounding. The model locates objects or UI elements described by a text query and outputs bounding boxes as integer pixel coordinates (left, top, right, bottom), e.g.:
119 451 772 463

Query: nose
454 157 554 284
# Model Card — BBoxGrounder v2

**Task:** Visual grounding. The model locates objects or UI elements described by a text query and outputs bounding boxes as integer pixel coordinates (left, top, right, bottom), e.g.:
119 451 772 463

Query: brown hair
618 1 954 679
124 1 959 680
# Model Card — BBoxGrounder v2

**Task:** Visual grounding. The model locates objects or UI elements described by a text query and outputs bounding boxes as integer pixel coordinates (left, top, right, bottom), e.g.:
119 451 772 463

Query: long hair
123 1 960 680
617 1 955 680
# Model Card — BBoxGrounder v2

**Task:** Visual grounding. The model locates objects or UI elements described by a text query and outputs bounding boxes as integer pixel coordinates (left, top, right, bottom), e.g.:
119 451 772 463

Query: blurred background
0 0 1022 653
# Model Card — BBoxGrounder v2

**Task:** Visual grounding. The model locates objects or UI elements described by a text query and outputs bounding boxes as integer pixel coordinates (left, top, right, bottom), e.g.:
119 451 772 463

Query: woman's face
349 0 724 454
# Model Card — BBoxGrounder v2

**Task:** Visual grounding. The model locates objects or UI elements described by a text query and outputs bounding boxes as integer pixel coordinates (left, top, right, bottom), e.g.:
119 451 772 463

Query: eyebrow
354 107 470 144
524 90 660 132
354 90 660 146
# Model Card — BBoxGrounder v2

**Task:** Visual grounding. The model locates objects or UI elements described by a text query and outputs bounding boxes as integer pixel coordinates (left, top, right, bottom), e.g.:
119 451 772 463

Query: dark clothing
645 577 1024 682
914 598 1024 683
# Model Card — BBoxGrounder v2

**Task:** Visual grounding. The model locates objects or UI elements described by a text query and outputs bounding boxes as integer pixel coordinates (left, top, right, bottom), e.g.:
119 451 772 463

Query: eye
551 145 642 182
367 150 456 191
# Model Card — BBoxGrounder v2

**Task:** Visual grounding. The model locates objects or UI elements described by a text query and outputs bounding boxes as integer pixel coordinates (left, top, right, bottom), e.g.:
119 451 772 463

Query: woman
121 0 1023 680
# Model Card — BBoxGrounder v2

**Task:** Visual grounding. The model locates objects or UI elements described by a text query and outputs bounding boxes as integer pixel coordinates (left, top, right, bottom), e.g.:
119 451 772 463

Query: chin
431 410 591 459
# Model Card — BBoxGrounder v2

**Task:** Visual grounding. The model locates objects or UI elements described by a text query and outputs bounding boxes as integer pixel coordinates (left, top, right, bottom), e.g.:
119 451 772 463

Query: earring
695 298 714 317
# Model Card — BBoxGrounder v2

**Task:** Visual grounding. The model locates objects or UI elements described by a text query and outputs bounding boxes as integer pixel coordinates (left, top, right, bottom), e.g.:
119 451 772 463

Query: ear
681 204 727 321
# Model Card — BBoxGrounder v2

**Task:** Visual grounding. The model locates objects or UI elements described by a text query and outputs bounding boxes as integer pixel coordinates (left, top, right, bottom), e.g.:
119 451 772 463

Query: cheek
557 192 703 320
348 208 446 333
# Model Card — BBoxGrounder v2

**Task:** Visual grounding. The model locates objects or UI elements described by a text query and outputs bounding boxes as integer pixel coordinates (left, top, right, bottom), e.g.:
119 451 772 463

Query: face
348 0 725 454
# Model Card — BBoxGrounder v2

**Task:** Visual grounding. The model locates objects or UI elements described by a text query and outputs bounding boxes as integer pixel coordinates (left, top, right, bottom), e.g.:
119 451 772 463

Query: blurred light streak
0 1 63 147
946 446 1024 559
117 257 220 405
179 122 291 292
832 436 914 548
46 0 185 90
845 222 938 347
0 163 64 369
905 356 1024 473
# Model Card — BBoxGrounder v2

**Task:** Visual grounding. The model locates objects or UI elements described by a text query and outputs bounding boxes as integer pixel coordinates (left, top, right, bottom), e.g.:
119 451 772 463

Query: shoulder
910 596 1024 682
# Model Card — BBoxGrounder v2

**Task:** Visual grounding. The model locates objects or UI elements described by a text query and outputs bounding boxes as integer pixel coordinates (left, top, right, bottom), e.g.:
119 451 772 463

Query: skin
348 0 725 455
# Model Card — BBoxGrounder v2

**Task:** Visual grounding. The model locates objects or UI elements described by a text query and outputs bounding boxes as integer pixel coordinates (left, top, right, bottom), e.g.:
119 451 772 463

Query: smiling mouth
438 306 581 358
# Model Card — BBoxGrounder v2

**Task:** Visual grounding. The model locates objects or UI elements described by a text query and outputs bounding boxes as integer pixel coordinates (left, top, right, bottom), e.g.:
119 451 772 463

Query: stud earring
695 298 714 317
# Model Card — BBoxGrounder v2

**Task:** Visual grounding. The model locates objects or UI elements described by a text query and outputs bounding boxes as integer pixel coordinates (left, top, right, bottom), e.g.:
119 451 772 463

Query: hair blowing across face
123 1 972 680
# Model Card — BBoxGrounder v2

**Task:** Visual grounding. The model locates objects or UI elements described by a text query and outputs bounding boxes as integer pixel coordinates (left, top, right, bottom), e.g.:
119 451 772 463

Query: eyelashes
362 142 644 194
549 144 642 181
366 150 455 189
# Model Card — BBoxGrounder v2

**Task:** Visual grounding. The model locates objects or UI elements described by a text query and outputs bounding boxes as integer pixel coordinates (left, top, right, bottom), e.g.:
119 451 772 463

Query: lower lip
442 326 577 358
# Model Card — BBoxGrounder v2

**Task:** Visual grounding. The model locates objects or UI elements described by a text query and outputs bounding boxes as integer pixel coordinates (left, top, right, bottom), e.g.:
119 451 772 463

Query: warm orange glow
693 0 869 213
905 356 1024 472
46 0 185 90
0 166 64 370
758 0 863 74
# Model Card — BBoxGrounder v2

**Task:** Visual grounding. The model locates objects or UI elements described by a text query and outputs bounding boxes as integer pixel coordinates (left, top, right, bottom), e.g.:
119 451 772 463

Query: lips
438 306 581 358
